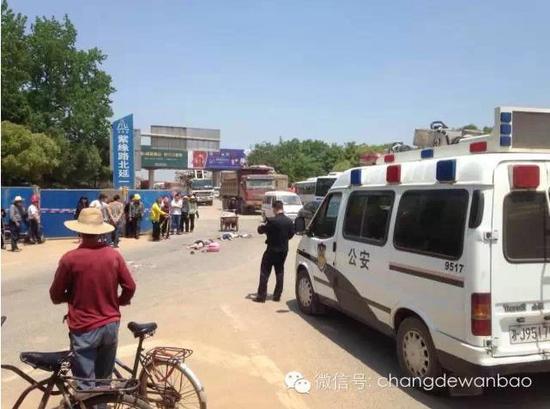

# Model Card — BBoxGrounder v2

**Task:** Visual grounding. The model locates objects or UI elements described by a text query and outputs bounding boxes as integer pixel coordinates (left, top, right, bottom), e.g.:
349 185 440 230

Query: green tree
1 0 30 123
1 1 114 187
1 121 61 185
247 139 386 182
332 159 353 172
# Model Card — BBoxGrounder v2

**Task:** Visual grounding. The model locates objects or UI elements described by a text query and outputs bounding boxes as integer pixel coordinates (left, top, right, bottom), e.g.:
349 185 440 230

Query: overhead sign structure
188 149 246 170
141 147 188 169
112 114 135 188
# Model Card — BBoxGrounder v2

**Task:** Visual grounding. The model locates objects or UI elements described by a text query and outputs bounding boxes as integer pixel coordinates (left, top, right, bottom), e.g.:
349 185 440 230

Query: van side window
343 191 394 245
468 190 484 228
394 189 468 259
503 191 550 262
309 193 342 238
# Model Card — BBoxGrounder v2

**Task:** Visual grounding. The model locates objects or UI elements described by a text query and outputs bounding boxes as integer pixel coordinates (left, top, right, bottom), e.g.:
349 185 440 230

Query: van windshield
279 195 301 205
503 191 550 262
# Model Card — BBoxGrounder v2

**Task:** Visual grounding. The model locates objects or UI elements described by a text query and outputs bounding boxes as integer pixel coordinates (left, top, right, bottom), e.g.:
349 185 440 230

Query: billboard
141 147 188 169
188 149 246 170
112 114 135 188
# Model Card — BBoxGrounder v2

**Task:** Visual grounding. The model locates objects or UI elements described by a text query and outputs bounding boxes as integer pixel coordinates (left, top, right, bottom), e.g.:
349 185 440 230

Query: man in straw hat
8 195 26 252
50 207 136 385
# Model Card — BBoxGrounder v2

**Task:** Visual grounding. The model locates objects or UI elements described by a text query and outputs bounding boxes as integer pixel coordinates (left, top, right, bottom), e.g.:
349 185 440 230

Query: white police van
294 106 550 382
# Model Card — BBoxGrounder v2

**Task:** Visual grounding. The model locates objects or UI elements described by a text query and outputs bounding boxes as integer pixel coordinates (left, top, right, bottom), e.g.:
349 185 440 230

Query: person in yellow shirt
150 197 167 241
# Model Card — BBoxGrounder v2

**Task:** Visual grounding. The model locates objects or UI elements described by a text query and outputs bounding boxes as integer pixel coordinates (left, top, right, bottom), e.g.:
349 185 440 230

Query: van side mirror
294 216 306 235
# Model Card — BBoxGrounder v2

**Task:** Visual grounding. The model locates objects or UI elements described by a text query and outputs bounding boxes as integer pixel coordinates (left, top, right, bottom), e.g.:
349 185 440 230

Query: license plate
509 323 550 344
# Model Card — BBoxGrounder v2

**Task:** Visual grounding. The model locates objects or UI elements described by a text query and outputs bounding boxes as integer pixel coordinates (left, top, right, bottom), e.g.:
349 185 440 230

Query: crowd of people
1 191 202 251
1 195 44 252
74 192 201 245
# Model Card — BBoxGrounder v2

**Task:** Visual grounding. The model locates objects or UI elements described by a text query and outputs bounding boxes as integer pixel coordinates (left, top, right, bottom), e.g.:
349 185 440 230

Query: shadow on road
285 299 550 409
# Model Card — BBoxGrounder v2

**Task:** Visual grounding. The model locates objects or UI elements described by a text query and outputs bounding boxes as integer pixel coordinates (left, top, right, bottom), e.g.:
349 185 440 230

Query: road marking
220 304 247 332
170 338 311 409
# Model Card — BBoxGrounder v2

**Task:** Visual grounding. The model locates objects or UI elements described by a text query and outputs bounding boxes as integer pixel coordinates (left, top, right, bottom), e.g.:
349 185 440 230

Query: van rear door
491 161 550 357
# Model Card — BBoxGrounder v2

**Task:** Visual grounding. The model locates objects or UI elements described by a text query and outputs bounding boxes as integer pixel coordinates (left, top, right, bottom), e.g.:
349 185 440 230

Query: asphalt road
2 200 549 408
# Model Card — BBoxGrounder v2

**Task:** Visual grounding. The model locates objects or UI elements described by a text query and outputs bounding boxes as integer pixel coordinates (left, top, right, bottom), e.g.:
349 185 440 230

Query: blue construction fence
1 186 171 238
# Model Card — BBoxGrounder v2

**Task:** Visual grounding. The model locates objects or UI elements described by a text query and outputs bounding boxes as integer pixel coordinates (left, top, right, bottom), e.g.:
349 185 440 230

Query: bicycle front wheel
80 393 153 408
139 361 207 409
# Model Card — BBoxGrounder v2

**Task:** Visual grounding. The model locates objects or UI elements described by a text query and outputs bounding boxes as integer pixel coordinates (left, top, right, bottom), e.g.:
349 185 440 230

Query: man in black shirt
254 200 295 303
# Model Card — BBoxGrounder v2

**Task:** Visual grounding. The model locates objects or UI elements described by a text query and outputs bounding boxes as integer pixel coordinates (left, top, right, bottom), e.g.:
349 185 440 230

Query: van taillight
471 293 491 336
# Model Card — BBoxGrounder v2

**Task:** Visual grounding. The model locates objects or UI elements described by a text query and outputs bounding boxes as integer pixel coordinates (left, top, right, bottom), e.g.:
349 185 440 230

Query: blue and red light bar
469 141 487 153
350 168 362 185
436 160 456 183
421 149 434 159
386 165 401 184
500 111 512 147
512 165 539 189
384 154 395 163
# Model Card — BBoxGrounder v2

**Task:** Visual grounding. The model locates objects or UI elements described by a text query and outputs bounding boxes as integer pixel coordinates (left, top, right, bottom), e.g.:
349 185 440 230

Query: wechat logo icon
285 371 311 394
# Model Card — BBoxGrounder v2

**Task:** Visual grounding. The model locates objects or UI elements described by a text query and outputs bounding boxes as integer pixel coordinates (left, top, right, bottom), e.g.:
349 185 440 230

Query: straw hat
64 208 114 235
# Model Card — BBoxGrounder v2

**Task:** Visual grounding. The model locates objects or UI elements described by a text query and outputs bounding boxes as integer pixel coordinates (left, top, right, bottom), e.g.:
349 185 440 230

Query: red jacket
50 243 136 332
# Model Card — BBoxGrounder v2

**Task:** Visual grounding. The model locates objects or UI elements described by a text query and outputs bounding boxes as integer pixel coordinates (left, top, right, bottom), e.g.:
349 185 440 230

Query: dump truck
176 170 215 205
220 165 289 213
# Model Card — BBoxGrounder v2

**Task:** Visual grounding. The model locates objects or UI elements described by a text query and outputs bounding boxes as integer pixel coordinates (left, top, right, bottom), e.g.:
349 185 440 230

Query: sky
10 0 550 149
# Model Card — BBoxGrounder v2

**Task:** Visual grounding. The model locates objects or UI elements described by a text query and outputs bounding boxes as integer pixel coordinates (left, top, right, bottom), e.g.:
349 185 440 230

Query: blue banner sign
188 149 246 170
112 114 135 188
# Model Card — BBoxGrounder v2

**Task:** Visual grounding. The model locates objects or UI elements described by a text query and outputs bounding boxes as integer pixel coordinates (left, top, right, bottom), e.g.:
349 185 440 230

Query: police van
294 106 550 382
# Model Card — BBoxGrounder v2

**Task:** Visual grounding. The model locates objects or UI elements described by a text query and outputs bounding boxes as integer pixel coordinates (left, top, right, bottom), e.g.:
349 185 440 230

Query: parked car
296 200 320 227
262 191 303 220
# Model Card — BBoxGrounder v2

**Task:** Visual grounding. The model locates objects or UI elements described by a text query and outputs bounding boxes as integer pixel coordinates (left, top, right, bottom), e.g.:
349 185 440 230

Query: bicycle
114 321 207 409
1 316 152 409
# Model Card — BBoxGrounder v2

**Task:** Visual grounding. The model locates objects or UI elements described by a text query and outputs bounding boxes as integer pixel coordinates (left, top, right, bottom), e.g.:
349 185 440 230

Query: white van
294 106 550 383
262 191 303 220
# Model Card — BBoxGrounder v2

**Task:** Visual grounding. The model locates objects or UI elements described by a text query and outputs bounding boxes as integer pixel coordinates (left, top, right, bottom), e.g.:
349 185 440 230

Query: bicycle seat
20 351 71 372
127 321 157 338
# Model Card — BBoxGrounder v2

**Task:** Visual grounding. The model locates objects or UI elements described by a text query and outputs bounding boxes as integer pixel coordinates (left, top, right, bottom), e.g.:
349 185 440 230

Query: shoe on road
252 297 266 303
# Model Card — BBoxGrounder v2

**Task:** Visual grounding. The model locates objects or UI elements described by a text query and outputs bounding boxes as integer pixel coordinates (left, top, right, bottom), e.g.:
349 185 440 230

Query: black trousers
152 221 160 241
160 216 169 238
257 249 288 300
29 219 41 243
180 213 188 232
9 222 20 250
188 214 195 232
128 219 140 238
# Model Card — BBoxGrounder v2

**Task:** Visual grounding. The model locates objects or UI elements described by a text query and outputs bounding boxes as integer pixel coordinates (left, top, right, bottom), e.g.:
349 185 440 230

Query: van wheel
396 317 442 386
296 270 325 315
